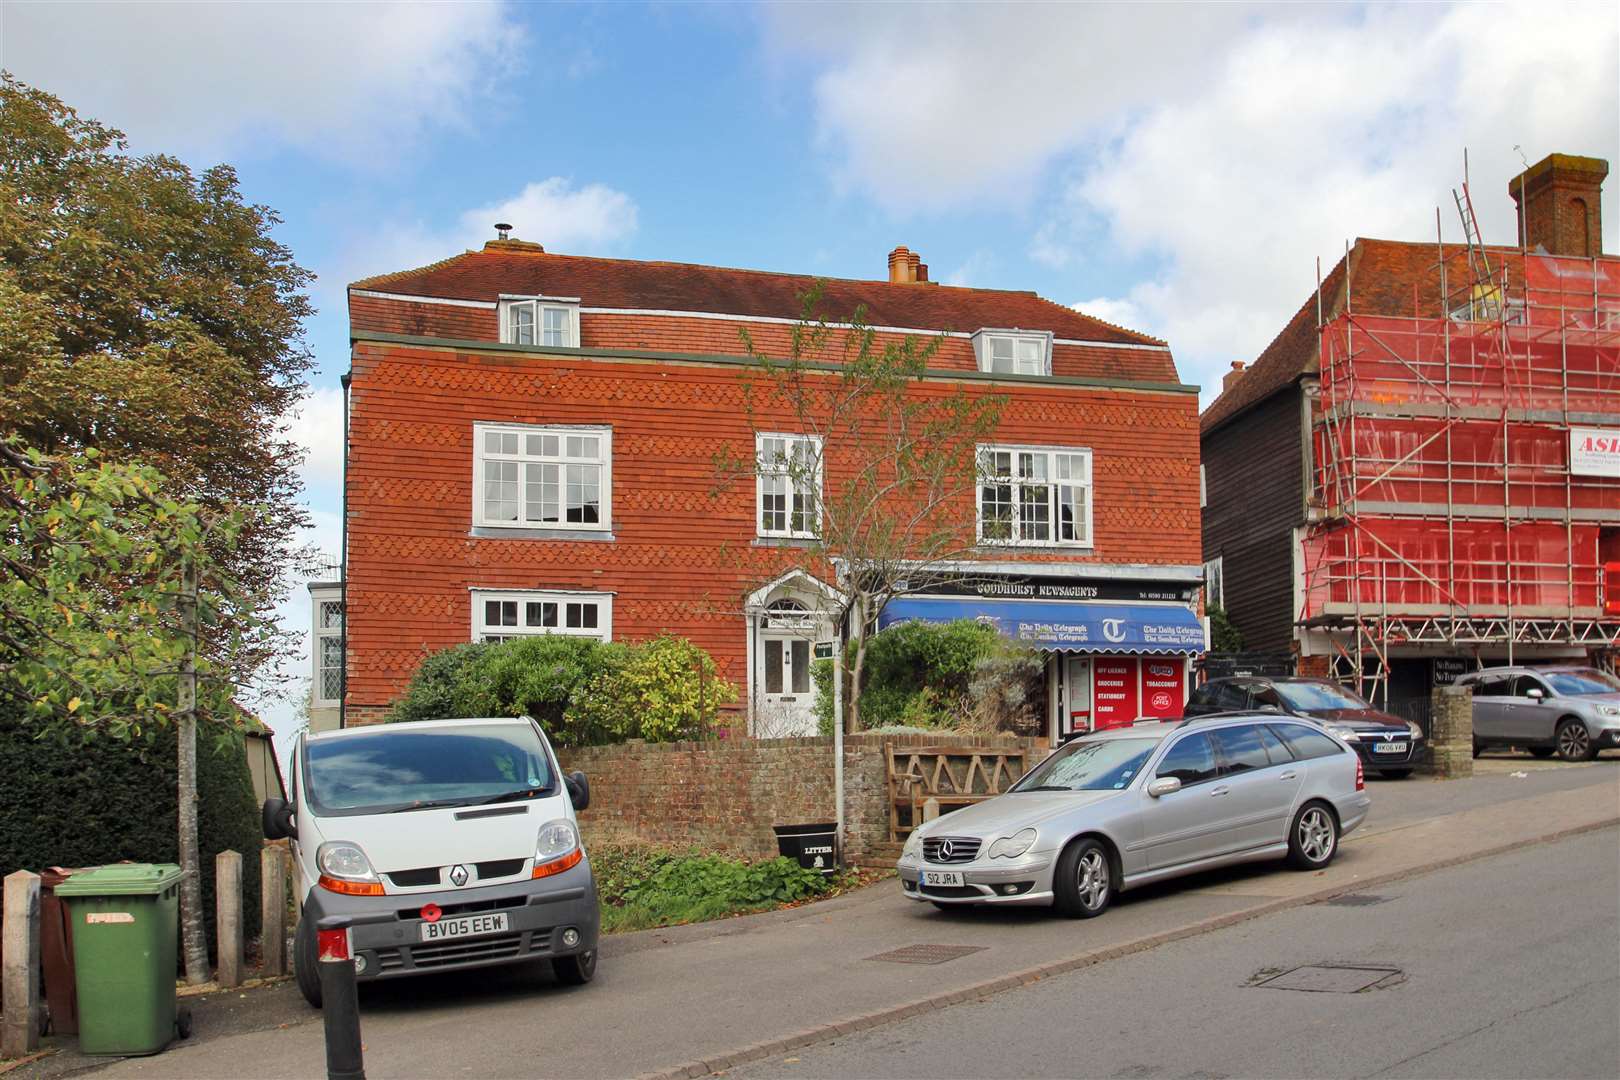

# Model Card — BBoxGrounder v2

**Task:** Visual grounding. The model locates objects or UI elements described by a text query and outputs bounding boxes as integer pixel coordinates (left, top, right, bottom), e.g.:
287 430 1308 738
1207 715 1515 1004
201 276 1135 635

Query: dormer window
972 330 1052 376
500 296 580 347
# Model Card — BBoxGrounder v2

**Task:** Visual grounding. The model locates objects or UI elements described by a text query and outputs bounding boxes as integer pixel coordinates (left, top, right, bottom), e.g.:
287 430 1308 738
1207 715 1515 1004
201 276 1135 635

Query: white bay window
474 423 611 532
978 445 1093 547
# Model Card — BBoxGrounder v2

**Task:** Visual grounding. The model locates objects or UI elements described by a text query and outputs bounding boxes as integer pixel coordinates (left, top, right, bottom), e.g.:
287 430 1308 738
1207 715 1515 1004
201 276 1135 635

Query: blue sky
6 0 1618 732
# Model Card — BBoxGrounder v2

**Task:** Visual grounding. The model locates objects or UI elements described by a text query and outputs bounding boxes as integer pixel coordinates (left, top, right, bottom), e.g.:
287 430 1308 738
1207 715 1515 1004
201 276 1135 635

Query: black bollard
316 925 365 1080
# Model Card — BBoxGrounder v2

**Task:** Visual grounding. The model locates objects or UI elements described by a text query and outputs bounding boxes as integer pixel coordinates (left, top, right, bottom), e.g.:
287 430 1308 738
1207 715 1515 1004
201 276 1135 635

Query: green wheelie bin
55 864 191 1055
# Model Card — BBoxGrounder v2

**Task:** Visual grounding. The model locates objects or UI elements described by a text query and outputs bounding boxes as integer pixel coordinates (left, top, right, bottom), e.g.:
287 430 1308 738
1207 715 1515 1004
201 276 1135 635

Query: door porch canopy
877 597 1206 655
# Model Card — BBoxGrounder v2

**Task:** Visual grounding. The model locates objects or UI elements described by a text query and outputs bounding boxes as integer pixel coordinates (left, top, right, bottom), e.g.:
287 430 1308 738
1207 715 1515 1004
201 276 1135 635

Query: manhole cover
1256 965 1401 993
866 944 987 965
1322 894 1391 907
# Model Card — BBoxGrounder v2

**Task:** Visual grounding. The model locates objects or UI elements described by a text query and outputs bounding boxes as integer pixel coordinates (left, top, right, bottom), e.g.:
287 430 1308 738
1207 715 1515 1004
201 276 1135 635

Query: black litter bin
773 823 840 874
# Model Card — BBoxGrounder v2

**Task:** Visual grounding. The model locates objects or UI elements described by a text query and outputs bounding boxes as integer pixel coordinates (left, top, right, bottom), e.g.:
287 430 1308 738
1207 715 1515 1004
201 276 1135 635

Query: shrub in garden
573 634 737 742
817 619 1044 733
387 633 732 747
964 640 1046 734
385 642 488 725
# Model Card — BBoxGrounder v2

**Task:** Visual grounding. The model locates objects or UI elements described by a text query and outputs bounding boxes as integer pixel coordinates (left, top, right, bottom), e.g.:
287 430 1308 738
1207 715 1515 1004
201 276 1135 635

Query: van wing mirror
566 770 590 813
1147 776 1182 799
261 797 295 841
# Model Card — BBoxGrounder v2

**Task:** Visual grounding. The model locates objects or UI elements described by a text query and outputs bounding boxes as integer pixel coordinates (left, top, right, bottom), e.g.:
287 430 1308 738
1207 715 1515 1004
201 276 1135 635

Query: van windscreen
303 723 554 816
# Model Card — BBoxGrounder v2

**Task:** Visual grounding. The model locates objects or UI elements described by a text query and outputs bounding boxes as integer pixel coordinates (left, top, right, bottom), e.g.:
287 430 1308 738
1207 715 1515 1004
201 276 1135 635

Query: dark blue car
1185 676 1425 777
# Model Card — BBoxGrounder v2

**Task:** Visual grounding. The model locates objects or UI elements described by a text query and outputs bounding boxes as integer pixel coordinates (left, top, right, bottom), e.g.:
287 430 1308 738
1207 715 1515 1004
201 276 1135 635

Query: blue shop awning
877 597 1206 654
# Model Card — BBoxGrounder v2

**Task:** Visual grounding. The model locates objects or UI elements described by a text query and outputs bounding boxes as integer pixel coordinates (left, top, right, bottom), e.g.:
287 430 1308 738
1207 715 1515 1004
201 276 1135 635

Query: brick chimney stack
1222 361 1247 394
888 246 931 284
1509 153 1608 257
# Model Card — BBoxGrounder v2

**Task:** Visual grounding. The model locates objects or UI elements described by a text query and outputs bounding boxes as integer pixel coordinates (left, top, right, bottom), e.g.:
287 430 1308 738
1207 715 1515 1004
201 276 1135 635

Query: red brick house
327 238 1205 738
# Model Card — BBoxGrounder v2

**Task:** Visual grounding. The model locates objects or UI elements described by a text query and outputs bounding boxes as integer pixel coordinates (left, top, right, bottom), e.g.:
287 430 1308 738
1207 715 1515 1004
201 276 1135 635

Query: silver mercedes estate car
898 715 1370 918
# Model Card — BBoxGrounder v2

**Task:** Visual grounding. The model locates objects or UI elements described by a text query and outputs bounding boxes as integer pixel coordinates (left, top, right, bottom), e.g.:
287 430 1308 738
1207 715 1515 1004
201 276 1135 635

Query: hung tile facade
338 239 1204 737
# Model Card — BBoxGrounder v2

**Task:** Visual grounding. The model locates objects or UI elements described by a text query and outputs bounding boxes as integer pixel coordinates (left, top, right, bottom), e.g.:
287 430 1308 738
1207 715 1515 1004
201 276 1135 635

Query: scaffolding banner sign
1570 427 1620 477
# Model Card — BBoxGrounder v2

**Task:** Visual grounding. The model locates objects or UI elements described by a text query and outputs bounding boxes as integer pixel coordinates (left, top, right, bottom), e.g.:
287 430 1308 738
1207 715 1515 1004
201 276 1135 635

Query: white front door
760 632 816 736
1064 655 1093 735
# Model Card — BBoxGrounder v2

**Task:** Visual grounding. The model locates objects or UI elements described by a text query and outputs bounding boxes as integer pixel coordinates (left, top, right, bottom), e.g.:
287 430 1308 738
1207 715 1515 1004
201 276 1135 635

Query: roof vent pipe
495 222 512 240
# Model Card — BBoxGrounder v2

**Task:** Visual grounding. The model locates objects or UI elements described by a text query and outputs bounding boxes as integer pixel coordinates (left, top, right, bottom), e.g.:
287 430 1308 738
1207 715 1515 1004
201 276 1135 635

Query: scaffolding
1299 227 1620 705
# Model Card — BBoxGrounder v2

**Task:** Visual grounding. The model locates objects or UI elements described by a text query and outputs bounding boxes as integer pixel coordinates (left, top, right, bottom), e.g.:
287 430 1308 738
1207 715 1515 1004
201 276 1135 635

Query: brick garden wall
557 733 1047 865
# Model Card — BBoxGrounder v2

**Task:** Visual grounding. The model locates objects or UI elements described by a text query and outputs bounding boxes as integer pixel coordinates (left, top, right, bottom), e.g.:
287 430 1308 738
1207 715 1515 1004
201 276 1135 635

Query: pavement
15 757 1619 1080
728 826 1620 1079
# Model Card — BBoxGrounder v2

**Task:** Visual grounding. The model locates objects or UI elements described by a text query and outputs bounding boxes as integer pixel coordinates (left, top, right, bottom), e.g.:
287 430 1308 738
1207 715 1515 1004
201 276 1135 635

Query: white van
262 716 599 1007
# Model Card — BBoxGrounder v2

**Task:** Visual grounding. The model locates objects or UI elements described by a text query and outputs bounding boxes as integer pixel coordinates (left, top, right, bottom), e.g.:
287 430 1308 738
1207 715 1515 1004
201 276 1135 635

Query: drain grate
1322 893 1391 907
1255 965 1402 993
867 944 987 965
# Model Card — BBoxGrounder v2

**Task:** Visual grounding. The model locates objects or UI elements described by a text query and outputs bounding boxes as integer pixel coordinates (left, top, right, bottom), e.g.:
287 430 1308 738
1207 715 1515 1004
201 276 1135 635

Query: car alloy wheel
1075 848 1109 911
1054 838 1114 919
1556 720 1592 762
1296 806 1335 864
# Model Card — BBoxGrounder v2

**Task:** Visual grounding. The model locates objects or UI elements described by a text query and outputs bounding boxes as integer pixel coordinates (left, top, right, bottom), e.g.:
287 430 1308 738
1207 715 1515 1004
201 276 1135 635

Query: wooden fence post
259 847 286 978
215 851 242 989
922 797 941 823
2 870 42 1058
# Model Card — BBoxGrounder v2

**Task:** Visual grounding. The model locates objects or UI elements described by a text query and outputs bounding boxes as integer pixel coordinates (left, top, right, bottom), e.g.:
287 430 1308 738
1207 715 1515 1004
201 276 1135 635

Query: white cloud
283 386 347 496
1029 222 1074 270
459 179 640 252
763 2 1276 211
2 1 523 161
331 177 641 298
1076 1 1618 400
944 251 994 287
1071 297 1147 334
771 1 1620 403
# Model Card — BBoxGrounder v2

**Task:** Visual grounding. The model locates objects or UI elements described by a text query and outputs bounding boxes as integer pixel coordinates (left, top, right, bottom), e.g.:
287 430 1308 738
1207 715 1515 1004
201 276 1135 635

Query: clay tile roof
350 246 1167 348
1200 237 1532 435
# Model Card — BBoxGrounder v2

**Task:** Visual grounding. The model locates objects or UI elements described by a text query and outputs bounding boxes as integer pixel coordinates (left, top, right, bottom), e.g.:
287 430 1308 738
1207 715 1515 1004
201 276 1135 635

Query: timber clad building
319 239 1205 739
1201 154 1620 715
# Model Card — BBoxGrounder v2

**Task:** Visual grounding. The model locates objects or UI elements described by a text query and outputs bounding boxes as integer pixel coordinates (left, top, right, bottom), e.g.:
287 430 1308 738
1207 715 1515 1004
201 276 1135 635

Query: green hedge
0 703 262 954
388 634 736 747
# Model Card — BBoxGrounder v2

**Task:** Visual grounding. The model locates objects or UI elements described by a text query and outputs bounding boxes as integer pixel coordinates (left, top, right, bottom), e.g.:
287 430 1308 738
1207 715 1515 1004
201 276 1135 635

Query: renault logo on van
449 864 469 887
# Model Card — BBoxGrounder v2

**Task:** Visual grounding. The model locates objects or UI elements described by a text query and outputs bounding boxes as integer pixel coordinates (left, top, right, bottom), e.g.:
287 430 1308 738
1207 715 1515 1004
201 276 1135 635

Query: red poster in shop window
1139 659 1186 720
1092 658 1139 729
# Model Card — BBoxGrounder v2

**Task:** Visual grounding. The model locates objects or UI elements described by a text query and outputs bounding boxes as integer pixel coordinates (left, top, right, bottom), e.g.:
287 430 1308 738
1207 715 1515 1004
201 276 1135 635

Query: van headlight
316 842 383 895
533 819 583 879
988 828 1038 860
901 831 923 862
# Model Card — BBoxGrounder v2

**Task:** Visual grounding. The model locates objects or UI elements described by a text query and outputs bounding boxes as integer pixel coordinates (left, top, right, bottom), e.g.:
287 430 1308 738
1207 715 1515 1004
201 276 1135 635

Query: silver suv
1454 665 1620 761
898 716 1370 918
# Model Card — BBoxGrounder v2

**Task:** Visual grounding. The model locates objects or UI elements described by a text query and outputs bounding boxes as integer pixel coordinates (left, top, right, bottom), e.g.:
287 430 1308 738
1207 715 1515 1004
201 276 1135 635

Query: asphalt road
25 761 1616 1080
731 826 1620 1080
